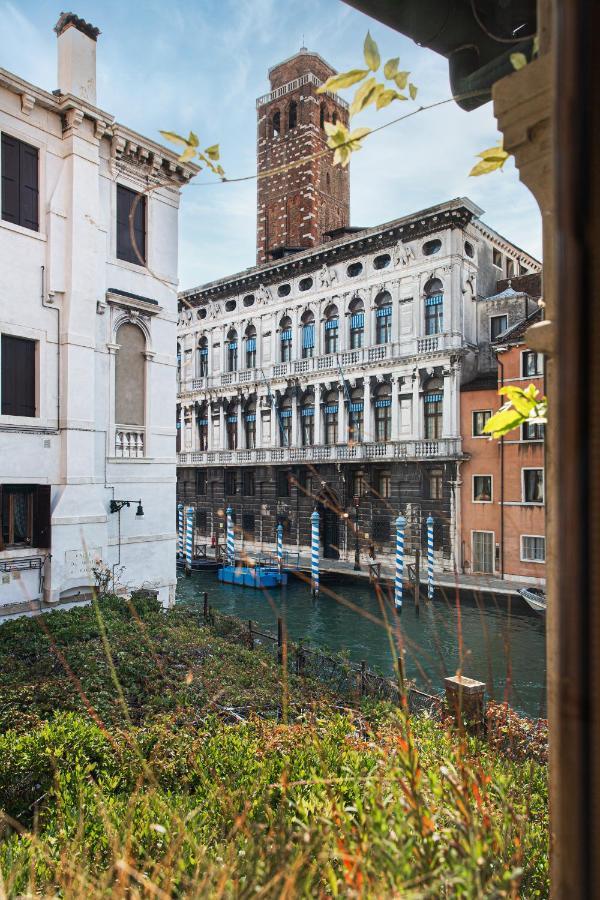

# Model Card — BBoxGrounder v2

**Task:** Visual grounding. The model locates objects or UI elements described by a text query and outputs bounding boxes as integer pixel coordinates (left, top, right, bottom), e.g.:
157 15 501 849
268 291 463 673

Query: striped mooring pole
276 523 283 570
185 507 194 571
310 510 320 598
394 514 406 611
426 515 434 600
177 503 184 558
226 506 235 567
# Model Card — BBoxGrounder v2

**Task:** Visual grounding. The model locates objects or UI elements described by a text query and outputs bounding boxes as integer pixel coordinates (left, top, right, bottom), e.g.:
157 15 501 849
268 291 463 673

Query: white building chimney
54 12 100 105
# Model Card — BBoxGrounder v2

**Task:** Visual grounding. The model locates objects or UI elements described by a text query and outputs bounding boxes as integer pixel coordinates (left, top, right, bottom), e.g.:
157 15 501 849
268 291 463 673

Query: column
237 399 244 450
412 371 421 440
363 376 372 443
292 306 301 361
338 381 347 443
315 304 323 358
256 315 263 369
291 388 299 447
390 281 402 344
271 391 279 447
208 402 214 450
442 368 452 437
256 394 264 448
391 375 400 441
314 383 323 446
364 288 373 349
219 401 225 450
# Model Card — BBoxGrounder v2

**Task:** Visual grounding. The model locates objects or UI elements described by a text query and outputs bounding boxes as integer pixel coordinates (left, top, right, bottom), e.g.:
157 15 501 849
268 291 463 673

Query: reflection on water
176 570 547 719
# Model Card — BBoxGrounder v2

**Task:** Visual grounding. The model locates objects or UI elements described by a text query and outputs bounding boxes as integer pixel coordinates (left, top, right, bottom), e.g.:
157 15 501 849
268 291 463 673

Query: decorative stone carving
257 283 272 304
318 264 337 288
62 107 84 135
394 241 416 267
20 93 35 115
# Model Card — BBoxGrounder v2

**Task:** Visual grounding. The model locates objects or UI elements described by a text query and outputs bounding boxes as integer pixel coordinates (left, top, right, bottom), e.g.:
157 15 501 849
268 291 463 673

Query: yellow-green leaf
533 35 540 56
333 145 352 167
364 31 380 71
510 52 528 71
178 145 197 163
204 144 220 160
476 145 509 161
482 407 525 438
324 122 349 146
376 89 398 110
317 69 369 94
409 82 418 100
348 127 371 142
350 77 379 116
188 131 199 148
383 57 399 79
159 130 189 147
394 71 410 90
469 157 507 176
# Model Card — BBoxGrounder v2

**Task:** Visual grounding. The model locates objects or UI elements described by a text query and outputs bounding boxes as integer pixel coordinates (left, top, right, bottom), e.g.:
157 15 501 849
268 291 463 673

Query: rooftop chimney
54 12 100 105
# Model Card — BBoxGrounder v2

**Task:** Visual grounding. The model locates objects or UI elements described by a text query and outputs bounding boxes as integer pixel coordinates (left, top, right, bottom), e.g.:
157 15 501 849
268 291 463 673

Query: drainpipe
496 351 505 579
42 266 61 432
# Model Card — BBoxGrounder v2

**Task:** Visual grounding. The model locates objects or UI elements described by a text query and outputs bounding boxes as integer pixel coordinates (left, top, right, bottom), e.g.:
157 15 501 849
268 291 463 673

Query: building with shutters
176 49 540 569
0 14 197 617
460 275 546 584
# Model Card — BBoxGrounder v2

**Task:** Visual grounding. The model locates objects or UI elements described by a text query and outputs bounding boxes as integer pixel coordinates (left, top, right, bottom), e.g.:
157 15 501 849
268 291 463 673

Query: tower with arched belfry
256 48 350 264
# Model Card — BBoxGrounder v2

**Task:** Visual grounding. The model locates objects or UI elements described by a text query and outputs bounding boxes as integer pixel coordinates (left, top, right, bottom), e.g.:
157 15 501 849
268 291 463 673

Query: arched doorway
316 487 341 560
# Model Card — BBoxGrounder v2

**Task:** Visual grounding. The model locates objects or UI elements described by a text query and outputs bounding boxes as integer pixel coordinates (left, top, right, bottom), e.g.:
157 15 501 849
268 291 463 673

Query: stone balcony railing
114 426 145 458
177 438 462 467
178 333 463 397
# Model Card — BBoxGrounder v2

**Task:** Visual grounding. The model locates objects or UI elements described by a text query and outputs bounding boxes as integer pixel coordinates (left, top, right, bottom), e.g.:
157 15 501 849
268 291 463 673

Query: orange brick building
460 287 546 585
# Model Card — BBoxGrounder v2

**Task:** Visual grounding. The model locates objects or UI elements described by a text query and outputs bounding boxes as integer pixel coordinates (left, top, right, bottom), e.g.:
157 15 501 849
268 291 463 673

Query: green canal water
176 570 547 719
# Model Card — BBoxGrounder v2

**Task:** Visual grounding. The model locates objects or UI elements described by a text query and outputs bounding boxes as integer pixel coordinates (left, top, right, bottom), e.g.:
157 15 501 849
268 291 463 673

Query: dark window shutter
20 141 39 231
33 485 51 548
1 133 20 225
116 185 145 264
1 335 36 416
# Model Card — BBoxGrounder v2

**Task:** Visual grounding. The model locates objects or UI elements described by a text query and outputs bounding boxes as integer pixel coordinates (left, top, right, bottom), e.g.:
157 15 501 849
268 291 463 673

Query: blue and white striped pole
177 503 184 558
276 523 283 571
310 510 320 598
394 514 406 611
185 507 194 570
226 506 235 567
426 515 434 600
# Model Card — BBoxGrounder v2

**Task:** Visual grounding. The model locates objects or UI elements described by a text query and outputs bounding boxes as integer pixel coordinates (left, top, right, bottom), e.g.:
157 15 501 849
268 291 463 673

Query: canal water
176 570 547 719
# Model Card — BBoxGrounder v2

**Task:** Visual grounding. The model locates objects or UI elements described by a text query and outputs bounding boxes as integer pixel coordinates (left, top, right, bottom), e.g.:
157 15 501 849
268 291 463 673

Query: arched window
116 323 146 428
196 336 208 377
348 385 364 443
288 100 297 130
279 394 292 447
375 291 392 344
301 310 315 359
272 111 280 137
279 316 292 362
227 329 238 372
244 399 256 449
245 325 256 369
323 389 339 444
301 391 315 446
332 111 338 126
197 403 208 450
349 298 365 349
374 382 392 442
324 304 339 355
424 377 443 440
226 400 238 450
424 278 444 336
320 103 326 129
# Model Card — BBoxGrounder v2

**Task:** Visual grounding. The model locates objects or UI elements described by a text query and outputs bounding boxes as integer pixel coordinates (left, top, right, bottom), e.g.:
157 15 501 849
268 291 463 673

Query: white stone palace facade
0 14 196 617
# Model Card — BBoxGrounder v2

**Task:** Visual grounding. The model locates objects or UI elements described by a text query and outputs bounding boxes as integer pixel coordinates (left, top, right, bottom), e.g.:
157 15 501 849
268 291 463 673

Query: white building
0 13 197 617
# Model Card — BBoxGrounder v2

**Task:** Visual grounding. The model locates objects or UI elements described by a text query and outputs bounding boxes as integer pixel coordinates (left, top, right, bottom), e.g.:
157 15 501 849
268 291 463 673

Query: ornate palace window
323 390 338 444
424 278 444 336
374 382 392 442
375 291 392 344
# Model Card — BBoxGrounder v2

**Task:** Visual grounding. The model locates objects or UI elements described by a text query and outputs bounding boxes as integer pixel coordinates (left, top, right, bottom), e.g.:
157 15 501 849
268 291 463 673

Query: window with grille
324 320 339 354
196 510 208 532
377 470 391 499
195 470 207 496
425 294 443 335
277 470 290 497
1 133 39 231
301 407 314 446
522 420 545 441
472 409 491 436
523 468 544 503
521 535 546 562
424 392 443 440
117 185 146 265
224 470 237 496
372 518 390 541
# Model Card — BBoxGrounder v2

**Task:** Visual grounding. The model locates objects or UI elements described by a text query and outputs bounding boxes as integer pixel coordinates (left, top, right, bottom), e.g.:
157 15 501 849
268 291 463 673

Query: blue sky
2 0 542 289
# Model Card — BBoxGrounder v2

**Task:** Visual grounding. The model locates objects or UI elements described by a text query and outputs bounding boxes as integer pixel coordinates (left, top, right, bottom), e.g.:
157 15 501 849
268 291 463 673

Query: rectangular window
1 133 39 231
424 394 443 440
0 484 51 549
521 535 546 563
242 512 255 535
372 518 390 541
492 248 503 269
377 470 391 499
490 314 508 340
1 334 36 417
523 468 544 504
473 475 493 502
301 414 314 446
325 412 338 444
472 530 494 574
352 471 366 498
116 185 146 265
277 470 290 498
428 469 443 500
376 307 392 344
224 470 237 496
425 296 443 335
522 350 544 377
472 410 491 437
375 405 391 441
242 469 255 497
195 470 207 496
522 421 545 441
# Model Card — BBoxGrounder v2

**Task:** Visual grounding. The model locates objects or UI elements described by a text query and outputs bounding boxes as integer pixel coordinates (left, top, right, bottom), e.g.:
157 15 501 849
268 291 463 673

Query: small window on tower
320 104 326 129
332 112 338 125
272 111 280 137
288 101 297 130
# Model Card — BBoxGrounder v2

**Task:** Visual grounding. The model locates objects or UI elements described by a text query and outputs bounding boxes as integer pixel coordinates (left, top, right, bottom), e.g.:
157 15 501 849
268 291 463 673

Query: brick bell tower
256 48 350 264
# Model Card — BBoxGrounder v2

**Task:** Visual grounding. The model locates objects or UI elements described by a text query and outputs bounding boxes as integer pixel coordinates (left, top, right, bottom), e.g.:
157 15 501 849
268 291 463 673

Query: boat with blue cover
217 564 288 589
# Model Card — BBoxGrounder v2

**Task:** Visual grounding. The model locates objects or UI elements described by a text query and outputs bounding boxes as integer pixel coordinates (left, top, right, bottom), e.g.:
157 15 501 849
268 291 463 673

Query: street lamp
353 494 361 571
110 499 144 516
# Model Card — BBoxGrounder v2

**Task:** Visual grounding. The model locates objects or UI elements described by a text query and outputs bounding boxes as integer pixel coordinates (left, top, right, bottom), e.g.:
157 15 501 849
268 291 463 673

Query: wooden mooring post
414 549 420 613
277 617 283 665
203 592 208 622
397 653 406 703
248 620 254 650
